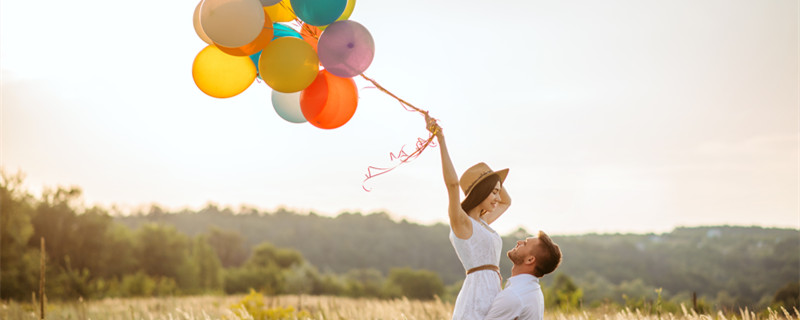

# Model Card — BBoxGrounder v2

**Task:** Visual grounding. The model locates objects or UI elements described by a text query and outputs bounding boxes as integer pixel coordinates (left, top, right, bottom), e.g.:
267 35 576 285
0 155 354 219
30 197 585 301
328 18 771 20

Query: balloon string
358 75 440 191
283 13 440 191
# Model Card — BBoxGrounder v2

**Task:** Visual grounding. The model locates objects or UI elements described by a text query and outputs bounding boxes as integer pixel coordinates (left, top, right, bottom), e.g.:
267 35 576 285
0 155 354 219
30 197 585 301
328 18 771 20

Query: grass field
2 294 798 320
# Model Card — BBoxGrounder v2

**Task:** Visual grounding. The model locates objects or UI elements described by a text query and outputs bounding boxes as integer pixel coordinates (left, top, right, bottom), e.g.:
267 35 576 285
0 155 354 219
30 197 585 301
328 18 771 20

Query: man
484 230 562 320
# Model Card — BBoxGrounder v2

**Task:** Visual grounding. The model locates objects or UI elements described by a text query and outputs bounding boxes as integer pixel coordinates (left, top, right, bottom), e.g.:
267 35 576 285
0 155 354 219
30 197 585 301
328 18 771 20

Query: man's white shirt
484 274 544 320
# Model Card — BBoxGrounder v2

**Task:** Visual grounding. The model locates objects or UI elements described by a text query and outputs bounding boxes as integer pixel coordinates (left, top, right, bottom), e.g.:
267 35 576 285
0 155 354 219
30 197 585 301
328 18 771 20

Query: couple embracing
426 114 563 320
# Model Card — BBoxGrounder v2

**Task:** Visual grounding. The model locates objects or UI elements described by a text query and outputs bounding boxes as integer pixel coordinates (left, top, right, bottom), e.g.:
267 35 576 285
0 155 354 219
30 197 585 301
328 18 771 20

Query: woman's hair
460 174 502 213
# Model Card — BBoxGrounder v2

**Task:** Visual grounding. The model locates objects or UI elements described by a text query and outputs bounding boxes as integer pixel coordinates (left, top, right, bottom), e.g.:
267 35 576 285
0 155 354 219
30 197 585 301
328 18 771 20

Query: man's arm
484 291 522 320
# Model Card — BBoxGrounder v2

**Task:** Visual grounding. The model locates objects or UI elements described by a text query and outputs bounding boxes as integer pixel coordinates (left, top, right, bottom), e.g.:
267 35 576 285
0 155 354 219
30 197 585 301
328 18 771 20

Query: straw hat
459 162 509 197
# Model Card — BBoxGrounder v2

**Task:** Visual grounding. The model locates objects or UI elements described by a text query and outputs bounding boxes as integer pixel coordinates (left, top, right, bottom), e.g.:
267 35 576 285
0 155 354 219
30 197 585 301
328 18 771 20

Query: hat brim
465 168 509 197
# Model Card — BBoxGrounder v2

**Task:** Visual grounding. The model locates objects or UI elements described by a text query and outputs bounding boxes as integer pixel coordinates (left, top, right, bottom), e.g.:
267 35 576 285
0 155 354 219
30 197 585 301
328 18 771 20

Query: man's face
507 236 540 265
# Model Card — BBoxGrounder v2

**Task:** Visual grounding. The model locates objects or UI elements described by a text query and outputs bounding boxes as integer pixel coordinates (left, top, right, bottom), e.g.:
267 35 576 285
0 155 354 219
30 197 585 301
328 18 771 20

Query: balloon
272 23 302 39
249 51 262 78
272 91 307 123
258 37 319 93
338 0 356 22
193 45 257 98
217 8 274 56
193 1 213 44
317 20 374 78
290 0 347 26
265 0 296 22
300 70 358 129
300 24 321 53
260 0 281 6
318 0 355 31
200 0 265 48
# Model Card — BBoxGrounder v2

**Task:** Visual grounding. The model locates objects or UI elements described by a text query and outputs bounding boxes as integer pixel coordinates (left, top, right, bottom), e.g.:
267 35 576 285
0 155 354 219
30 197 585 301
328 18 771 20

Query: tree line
1 172 446 301
2 171 798 313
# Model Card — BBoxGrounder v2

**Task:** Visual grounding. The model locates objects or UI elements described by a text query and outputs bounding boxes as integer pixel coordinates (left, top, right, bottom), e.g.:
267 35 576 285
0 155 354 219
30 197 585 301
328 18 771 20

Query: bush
224 266 285 295
386 267 444 300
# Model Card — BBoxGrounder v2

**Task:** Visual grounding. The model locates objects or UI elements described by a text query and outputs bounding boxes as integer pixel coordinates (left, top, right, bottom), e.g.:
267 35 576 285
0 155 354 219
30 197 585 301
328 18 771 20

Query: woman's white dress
449 217 503 320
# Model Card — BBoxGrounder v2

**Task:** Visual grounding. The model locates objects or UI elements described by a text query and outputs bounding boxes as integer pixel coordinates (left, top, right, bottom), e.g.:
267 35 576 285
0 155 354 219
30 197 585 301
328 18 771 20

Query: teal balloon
290 0 347 26
249 51 262 79
271 91 307 123
272 23 302 39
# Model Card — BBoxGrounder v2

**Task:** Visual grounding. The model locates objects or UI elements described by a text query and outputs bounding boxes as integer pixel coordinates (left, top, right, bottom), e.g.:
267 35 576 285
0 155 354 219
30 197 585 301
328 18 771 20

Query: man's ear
525 255 536 265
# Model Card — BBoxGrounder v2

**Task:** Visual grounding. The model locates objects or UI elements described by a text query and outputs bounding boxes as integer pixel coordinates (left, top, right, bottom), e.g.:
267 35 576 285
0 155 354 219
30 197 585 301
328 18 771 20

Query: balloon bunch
191 0 373 129
192 0 439 190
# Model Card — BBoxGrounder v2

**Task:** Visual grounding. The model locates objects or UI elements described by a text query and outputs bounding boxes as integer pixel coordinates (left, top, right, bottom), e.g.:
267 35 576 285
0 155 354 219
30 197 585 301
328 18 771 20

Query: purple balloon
317 20 375 78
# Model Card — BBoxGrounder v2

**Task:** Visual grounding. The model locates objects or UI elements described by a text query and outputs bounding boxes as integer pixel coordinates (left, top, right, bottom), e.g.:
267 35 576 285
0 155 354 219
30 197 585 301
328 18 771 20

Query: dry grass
1 295 797 320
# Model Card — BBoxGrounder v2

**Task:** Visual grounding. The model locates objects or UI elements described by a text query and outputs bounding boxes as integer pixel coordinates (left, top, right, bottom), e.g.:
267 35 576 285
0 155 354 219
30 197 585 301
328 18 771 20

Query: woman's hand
425 112 441 136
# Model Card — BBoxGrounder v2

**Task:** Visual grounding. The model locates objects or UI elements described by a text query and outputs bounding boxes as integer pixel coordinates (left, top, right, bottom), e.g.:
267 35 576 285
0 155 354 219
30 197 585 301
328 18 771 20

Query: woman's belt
466 264 502 281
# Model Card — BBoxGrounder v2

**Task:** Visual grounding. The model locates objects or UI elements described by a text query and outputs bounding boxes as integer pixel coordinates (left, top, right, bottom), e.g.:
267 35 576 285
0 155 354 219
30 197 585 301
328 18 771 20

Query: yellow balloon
265 0 296 22
192 45 257 98
258 37 319 93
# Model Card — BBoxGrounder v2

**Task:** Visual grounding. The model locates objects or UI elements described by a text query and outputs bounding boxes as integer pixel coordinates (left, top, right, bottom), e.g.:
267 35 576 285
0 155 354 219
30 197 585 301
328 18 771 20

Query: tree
550 273 583 311
191 234 223 292
0 170 38 300
246 242 303 269
206 227 248 268
343 268 384 297
134 224 190 280
386 267 444 300
28 186 84 271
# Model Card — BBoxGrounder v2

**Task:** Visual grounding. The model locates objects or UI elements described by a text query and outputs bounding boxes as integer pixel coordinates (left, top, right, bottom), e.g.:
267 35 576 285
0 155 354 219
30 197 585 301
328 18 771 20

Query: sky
1 0 798 236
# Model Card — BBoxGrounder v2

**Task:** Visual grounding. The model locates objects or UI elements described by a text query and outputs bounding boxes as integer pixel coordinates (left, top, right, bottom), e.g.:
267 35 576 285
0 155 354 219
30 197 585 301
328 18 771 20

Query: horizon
7 172 796 237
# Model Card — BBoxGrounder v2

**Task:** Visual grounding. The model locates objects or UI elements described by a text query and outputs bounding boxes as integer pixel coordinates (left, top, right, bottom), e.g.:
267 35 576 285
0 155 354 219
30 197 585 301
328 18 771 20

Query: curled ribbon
292 17 440 191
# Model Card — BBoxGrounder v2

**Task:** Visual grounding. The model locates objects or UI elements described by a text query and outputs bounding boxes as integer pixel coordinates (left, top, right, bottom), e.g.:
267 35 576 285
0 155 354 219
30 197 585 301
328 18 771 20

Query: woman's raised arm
426 113 472 239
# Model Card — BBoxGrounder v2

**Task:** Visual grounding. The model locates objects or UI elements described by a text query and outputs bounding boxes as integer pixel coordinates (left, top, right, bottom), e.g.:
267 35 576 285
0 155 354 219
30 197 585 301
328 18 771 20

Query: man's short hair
532 230 562 277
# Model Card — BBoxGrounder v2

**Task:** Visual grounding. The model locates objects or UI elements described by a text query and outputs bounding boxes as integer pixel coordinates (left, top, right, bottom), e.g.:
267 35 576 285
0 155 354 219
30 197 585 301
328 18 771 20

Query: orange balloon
300 24 321 53
217 8 274 56
300 70 358 129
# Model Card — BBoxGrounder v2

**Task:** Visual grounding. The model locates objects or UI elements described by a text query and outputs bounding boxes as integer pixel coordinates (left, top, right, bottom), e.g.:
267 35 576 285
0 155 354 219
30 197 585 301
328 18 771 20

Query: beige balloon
193 1 213 45
200 0 265 48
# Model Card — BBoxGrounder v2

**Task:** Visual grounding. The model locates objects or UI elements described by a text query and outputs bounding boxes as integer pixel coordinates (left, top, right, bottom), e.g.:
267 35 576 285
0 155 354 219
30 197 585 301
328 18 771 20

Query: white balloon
200 0 265 48
271 91 307 123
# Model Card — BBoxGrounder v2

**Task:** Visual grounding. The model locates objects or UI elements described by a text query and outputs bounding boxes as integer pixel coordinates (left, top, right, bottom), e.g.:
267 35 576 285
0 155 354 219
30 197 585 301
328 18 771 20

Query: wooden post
692 291 697 313
40 237 45 320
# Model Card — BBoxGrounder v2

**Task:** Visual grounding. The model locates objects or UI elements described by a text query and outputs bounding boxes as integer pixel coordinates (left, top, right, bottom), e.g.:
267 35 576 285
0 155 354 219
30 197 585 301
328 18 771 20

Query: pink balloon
317 20 374 78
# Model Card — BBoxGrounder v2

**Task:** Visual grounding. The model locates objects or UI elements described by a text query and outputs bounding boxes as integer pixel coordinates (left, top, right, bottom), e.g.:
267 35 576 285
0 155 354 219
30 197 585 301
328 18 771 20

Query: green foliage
247 242 304 270
2 168 797 314
342 268 385 298
385 267 444 300
191 234 224 292
134 223 191 280
119 271 178 297
224 265 285 295
545 273 583 311
772 281 800 312
207 226 248 268
0 170 39 300
117 209 466 284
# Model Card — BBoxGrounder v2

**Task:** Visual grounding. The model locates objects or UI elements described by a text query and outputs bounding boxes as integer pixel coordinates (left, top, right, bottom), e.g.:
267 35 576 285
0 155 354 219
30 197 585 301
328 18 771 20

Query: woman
425 113 512 320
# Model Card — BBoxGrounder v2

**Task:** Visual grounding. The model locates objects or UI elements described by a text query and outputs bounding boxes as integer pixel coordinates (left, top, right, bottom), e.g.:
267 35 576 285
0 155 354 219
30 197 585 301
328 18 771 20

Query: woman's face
478 181 502 215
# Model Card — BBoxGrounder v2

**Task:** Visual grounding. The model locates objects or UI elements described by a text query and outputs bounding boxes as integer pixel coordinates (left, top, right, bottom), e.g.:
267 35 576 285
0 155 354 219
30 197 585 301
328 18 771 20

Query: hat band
465 170 493 196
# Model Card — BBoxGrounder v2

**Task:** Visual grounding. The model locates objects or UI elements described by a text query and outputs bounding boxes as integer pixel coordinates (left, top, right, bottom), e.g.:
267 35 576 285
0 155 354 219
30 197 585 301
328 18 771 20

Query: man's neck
510 264 531 277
